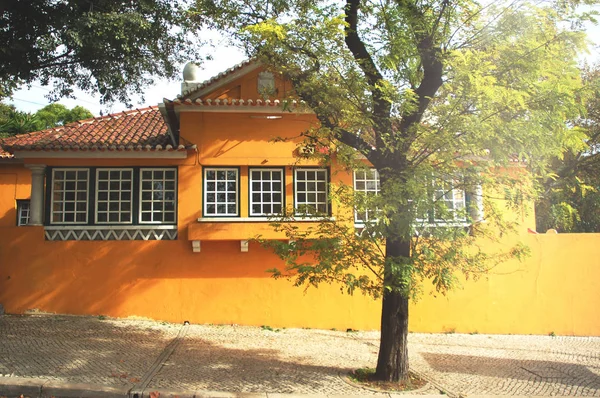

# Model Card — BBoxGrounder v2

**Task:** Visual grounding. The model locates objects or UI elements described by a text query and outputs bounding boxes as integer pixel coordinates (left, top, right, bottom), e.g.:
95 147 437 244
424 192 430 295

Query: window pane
295 169 328 215
249 169 284 216
205 168 238 216
51 169 88 224
139 168 177 224
354 168 380 224
96 168 133 224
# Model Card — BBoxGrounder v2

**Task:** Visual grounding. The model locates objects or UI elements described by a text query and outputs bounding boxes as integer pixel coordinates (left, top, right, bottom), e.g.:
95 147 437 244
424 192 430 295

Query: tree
0 111 41 137
536 63 600 232
0 103 93 137
0 0 203 103
197 0 591 381
35 104 93 129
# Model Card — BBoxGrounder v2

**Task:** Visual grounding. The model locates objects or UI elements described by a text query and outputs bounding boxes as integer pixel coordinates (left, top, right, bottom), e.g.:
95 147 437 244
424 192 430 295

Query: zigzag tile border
45 227 177 241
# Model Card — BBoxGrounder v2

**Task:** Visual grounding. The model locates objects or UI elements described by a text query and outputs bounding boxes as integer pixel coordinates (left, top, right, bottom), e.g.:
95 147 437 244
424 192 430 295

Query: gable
181 61 294 101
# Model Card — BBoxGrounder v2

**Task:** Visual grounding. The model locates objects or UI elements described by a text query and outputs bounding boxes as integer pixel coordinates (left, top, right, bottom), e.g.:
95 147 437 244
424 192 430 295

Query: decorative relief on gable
258 71 276 97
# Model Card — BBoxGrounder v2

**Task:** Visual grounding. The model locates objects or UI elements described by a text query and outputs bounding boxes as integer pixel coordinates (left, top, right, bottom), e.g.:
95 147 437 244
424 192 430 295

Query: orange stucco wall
0 69 598 336
409 232 600 336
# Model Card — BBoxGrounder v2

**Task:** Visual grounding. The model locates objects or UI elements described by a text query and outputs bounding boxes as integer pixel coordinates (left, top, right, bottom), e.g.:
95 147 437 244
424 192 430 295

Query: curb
0 377 131 398
42 381 132 397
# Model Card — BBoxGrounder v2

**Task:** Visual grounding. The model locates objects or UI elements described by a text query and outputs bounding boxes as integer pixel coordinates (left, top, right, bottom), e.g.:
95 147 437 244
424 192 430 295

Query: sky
8 45 247 117
7 13 600 117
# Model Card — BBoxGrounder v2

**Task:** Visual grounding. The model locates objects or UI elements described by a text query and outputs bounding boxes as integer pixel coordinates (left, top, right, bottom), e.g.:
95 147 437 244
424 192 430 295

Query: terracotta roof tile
164 98 312 114
0 107 182 155
0 146 14 158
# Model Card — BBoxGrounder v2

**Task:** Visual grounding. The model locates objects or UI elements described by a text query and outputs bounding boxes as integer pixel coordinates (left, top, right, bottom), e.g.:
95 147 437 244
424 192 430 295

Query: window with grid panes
294 168 328 215
96 169 133 223
51 169 89 224
354 169 380 224
432 179 466 222
204 168 238 216
140 169 177 223
414 177 467 224
249 168 284 216
17 200 30 226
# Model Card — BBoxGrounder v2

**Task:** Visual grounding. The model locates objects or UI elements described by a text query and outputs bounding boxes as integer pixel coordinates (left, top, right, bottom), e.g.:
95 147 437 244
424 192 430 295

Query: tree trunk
374 237 410 382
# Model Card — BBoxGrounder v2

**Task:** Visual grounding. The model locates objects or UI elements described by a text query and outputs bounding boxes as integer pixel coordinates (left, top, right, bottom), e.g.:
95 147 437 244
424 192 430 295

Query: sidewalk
0 315 599 397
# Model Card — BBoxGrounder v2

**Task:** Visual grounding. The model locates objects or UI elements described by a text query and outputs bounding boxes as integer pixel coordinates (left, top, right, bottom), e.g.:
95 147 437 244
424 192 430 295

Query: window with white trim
352 171 469 226
51 169 89 224
17 200 30 226
415 177 467 225
204 168 239 216
140 169 177 223
96 169 133 224
46 167 177 226
294 168 328 215
432 179 466 223
354 169 380 224
249 168 284 216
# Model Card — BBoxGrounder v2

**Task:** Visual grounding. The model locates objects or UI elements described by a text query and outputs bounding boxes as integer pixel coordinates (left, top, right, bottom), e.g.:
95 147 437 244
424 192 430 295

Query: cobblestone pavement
1 315 600 396
406 333 600 397
0 315 180 386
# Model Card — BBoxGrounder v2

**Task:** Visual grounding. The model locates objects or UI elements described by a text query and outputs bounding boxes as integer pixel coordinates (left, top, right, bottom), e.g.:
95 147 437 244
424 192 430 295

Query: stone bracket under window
44 226 177 241
190 239 249 253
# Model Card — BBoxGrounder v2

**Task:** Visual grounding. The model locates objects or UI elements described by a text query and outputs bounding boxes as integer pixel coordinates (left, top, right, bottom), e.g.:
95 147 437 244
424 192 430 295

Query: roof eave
12 147 195 160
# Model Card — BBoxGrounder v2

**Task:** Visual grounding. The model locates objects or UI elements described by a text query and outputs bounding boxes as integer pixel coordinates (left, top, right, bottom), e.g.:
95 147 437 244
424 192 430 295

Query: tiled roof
180 59 258 98
0 107 186 154
0 146 14 159
164 98 311 113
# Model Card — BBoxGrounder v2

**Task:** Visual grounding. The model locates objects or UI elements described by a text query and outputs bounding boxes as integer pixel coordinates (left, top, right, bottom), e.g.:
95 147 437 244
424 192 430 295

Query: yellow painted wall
2 152 599 335
409 232 600 336
0 68 598 335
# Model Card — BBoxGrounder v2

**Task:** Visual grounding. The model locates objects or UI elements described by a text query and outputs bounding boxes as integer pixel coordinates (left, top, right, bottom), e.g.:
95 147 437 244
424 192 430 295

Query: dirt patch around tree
344 368 429 393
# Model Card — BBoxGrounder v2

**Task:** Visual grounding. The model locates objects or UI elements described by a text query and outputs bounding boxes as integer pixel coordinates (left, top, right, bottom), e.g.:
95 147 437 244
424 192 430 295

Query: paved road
0 315 599 397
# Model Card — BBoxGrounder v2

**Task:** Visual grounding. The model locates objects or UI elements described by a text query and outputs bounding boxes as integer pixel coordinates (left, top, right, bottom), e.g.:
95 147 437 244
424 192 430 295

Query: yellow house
0 61 384 329
0 61 598 335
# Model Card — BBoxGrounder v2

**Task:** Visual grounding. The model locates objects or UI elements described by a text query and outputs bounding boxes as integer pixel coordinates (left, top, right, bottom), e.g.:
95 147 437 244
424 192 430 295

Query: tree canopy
0 103 93 137
0 0 203 103
536 63 600 232
197 0 594 382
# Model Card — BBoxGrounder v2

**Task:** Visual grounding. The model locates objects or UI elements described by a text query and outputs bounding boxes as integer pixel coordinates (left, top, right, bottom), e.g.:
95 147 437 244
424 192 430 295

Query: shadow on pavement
148 333 362 394
421 352 600 390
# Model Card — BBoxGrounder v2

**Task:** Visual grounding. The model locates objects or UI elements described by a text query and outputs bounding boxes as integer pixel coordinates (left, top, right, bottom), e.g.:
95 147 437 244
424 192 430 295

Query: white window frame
249 168 285 216
294 168 329 216
17 200 30 226
139 168 178 225
95 168 134 225
353 169 380 226
50 168 89 225
432 179 467 223
415 177 468 226
203 167 239 217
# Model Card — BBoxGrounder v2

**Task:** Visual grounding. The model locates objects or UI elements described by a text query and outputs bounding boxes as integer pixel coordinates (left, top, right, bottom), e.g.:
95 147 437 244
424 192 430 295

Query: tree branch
345 0 391 152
